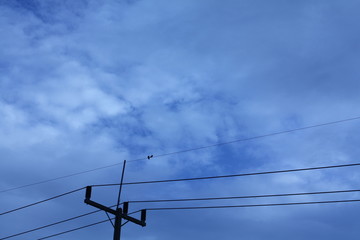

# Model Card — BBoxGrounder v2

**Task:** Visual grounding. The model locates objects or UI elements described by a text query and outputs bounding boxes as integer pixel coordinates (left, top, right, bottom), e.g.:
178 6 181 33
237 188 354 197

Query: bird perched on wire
147 155 153 160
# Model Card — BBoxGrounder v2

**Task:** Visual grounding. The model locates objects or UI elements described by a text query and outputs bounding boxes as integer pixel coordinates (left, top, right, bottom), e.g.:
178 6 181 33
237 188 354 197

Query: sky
1 0 360 239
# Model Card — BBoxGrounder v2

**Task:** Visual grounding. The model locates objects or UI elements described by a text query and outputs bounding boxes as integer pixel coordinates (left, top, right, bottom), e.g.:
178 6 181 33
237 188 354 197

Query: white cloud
1 0 360 239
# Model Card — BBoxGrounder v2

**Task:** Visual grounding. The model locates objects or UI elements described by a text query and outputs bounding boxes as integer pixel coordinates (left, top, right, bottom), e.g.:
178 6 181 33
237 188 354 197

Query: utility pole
84 160 146 240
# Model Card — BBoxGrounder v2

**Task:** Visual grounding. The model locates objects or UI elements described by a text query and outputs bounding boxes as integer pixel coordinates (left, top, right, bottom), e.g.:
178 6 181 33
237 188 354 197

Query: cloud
1 0 360 239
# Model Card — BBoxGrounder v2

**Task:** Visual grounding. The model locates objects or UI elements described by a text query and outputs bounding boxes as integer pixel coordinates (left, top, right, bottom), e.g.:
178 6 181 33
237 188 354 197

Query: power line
36 218 112 240
0 208 140 239
3 161 360 218
36 211 141 240
147 198 360 211
0 166 122 194
4 188 360 239
25 198 360 240
2 115 360 194
149 116 360 159
0 209 101 239
0 187 85 216
36 219 128 240
128 189 360 203
92 162 360 187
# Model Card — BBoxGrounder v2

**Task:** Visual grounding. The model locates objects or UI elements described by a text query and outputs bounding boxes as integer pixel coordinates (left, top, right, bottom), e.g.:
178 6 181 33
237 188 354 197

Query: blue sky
1 0 360 239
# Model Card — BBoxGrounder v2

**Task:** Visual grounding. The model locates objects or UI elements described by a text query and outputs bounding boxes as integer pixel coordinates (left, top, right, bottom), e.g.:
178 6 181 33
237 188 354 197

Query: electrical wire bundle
2 116 360 239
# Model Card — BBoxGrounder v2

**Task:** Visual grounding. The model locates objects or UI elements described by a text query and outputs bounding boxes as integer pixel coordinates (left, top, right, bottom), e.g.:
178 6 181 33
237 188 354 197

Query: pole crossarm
84 199 117 215
84 185 146 240
122 212 146 227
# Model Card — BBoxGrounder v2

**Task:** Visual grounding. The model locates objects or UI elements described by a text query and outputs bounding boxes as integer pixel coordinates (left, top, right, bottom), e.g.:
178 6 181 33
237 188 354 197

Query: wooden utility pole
84 160 146 240
84 186 146 240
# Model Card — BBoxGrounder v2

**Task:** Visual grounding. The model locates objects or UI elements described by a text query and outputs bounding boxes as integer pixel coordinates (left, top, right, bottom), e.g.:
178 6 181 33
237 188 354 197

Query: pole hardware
123 202 129 214
84 186 146 240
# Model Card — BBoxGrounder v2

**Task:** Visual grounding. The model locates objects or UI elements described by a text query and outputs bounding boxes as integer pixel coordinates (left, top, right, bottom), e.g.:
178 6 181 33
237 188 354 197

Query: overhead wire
0 166 122 194
3 161 360 217
148 116 360 160
26 198 360 240
0 207 138 239
2 115 360 194
36 218 112 240
0 187 85 216
2 189 360 239
146 198 360 211
127 189 360 203
92 162 360 187
35 210 140 240
0 209 101 240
